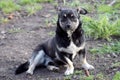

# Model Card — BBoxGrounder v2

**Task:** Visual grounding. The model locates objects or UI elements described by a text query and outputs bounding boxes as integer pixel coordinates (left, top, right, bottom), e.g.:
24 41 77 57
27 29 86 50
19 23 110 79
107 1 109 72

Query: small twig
108 0 116 6
63 0 66 5
84 70 90 77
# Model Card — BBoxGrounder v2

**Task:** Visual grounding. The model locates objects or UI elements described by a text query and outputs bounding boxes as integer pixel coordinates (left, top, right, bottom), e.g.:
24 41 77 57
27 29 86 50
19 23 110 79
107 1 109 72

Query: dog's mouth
65 26 76 32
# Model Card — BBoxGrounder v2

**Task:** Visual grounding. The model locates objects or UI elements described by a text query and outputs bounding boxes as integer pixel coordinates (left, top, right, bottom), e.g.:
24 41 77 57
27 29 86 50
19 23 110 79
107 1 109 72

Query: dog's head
57 7 87 32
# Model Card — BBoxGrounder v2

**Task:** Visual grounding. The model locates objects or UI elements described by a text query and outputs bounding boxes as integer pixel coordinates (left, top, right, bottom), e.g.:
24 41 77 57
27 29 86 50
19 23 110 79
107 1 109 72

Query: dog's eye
70 14 76 19
63 14 67 18
71 14 74 17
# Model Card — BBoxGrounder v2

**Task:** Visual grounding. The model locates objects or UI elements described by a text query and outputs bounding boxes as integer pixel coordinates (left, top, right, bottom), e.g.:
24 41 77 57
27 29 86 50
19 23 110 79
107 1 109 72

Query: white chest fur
57 41 85 59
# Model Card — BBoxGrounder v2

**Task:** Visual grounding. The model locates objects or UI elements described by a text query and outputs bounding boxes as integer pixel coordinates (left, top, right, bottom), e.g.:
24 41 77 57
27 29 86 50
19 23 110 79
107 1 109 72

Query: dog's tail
15 61 29 75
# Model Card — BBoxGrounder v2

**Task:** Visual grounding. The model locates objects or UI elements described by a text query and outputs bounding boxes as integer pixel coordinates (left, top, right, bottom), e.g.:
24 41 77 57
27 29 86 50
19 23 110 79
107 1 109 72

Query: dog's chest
57 41 85 54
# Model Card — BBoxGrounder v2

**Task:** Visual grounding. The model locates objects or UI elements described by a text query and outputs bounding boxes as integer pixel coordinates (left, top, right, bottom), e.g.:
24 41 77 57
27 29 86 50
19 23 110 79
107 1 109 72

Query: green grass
97 5 113 13
18 0 54 16
0 17 9 24
90 41 120 54
26 4 42 16
64 0 94 12
64 75 72 80
33 0 54 3
19 0 53 5
45 16 57 27
81 75 94 80
95 73 108 80
74 70 83 75
83 14 120 41
113 72 120 80
63 71 110 80
19 0 34 5
0 0 20 14
111 62 120 68
8 28 23 33
48 31 55 36
0 0 54 15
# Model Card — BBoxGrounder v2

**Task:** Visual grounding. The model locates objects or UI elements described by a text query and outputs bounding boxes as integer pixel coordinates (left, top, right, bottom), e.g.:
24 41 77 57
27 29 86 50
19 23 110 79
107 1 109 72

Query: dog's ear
55 6 62 12
77 8 88 15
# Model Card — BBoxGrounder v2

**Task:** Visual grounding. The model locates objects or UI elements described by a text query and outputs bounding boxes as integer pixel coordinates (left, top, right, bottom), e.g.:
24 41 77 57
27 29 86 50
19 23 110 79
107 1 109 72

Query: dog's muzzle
65 24 71 30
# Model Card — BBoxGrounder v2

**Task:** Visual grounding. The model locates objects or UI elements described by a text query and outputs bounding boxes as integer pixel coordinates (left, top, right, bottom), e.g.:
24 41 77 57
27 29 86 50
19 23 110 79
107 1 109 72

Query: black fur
78 48 86 58
15 62 29 75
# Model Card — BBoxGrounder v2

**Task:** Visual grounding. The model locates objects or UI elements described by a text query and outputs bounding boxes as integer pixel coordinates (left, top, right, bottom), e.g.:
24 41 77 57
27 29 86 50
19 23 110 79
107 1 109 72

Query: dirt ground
0 3 120 80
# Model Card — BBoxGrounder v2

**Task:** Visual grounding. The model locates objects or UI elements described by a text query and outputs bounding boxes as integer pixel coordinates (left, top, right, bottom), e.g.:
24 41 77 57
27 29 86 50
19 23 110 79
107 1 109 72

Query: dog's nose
66 24 70 29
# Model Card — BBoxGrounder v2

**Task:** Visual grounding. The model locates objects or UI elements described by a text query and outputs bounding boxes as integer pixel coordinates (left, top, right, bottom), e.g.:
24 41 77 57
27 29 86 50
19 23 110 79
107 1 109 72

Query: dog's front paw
26 70 33 75
82 63 94 70
47 66 59 71
64 68 74 75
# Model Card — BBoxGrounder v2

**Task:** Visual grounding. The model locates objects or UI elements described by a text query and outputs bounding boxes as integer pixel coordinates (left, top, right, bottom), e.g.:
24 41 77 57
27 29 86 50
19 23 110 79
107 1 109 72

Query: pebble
0 42 5 46
106 54 111 58
1 31 6 34
0 35 6 39
111 53 117 58
73 75 77 79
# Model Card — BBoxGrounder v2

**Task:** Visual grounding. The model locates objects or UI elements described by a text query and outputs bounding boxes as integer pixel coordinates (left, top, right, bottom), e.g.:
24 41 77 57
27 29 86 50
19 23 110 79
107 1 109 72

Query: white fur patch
47 66 59 71
79 55 94 70
82 62 94 70
57 42 85 59
26 50 45 75
64 57 74 75
67 30 73 37
55 52 60 60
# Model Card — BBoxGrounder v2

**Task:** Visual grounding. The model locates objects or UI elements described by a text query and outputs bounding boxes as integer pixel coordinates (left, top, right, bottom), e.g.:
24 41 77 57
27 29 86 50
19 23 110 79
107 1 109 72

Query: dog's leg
78 49 94 70
64 57 74 75
26 50 45 75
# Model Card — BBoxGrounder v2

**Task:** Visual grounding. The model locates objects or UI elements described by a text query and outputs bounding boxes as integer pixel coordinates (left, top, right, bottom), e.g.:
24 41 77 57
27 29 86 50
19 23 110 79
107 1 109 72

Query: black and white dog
15 7 94 76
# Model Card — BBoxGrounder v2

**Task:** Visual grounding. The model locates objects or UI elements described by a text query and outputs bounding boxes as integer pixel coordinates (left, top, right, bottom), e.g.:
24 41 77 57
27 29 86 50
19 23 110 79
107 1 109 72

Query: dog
15 7 94 76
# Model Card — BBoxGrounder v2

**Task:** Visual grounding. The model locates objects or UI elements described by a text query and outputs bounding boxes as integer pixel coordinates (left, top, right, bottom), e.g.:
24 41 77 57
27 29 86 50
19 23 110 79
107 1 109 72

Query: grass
113 71 120 80
48 31 55 36
95 73 108 80
0 18 9 24
33 0 54 3
63 70 109 80
19 0 34 5
8 28 23 33
0 0 20 14
80 73 108 80
25 4 42 16
90 41 120 54
63 70 108 80
45 16 57 27
64 75 72 80
111 62 120 68
83 75 94 80
74 70 83 75
19 0 53 5
0 0 54 15
64 0 95 12
97 5 113 13
83 14 120 41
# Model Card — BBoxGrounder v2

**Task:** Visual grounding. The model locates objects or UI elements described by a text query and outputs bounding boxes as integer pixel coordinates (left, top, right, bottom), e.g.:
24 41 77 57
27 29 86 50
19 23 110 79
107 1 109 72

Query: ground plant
90 41 120 54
